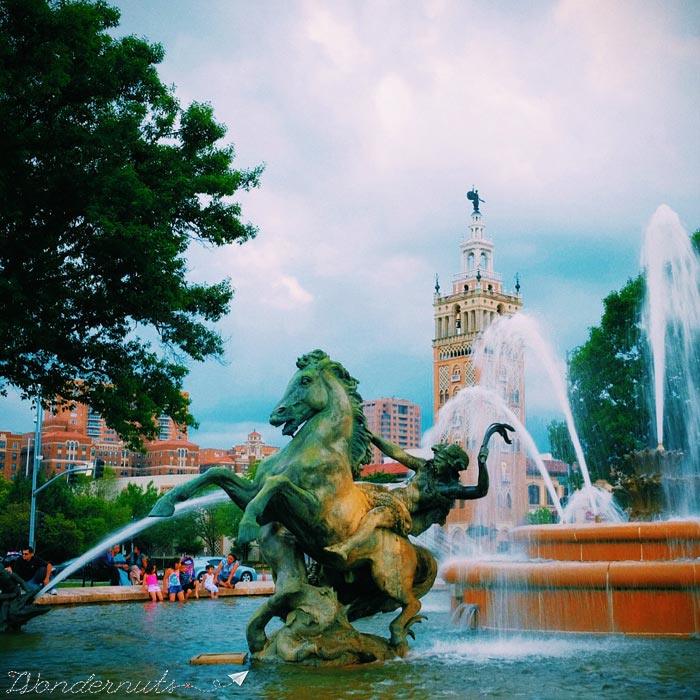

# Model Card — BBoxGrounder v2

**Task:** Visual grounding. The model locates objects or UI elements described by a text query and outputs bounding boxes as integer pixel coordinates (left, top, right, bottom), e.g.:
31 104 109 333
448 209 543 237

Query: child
180 559 199 600
142 564 163 602
202 564 219 598
163 559 184 602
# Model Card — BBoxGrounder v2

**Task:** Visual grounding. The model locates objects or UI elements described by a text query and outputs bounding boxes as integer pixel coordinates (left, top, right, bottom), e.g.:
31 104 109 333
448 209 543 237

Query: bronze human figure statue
150 350 512 665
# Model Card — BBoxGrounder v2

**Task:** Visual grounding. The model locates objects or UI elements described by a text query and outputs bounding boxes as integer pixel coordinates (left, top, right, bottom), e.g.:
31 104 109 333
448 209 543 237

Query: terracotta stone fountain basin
441 521 700 637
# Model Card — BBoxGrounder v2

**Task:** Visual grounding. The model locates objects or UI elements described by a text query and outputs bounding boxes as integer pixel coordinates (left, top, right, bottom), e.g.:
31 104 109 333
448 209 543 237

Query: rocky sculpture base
250 584 405 666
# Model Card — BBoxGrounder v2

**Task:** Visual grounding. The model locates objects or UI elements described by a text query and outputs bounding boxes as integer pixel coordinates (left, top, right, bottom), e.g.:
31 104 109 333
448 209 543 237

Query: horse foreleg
149 467 256 517
237 475 320 545
247 523 308 653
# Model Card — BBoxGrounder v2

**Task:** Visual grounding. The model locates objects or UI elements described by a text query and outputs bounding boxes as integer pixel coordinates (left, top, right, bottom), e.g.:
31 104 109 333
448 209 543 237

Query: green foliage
546 419 577 465
193 501 243 555
359 470 405 484
0 502 31 552
146 512 203 556
0 0 262 447
0 469 241 563
568 276 650 481
568 226 698 481
243 461 260 482
526 507 555 525
113 481 159 519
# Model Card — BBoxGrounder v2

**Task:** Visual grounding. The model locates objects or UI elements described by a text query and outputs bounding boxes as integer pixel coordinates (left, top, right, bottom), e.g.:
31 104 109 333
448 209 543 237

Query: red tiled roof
526 457 571 475
145 439 199 449
42 430 91 441
360 461 410 477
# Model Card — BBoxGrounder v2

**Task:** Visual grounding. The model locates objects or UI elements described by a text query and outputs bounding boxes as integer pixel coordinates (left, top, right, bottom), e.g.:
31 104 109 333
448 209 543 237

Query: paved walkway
35 580 275 605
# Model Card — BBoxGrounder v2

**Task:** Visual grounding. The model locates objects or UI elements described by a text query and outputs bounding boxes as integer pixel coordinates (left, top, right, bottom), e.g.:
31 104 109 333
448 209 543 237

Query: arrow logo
228 671 249 686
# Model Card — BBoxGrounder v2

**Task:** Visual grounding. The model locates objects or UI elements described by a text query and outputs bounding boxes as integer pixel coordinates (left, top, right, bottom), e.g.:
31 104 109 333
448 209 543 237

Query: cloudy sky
1 0 699 452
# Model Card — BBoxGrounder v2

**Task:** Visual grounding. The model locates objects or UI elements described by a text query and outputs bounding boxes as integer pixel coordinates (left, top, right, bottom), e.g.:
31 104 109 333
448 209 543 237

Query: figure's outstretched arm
439 423 514 501
369 433 424 471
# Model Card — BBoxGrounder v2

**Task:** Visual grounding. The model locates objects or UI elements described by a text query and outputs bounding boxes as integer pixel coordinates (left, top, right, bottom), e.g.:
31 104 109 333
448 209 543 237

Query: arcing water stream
35 490 231 597
425 385 565 521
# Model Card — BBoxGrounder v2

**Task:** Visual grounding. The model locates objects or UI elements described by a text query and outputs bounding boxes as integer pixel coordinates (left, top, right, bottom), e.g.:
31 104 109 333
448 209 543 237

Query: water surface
2 591 698 700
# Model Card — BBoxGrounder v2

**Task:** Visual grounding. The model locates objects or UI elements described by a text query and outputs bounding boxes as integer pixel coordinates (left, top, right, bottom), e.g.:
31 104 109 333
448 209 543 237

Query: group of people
146 552 243 603
103 543 148 586
5 543 246 604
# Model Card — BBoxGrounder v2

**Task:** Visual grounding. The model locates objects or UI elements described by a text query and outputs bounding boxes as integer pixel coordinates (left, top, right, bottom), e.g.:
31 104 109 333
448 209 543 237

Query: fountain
443 206 700 636
641 204 700 516
4 206 698 698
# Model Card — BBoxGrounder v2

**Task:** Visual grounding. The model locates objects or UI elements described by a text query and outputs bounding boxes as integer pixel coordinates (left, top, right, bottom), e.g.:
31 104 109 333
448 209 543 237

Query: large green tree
0 0 262 446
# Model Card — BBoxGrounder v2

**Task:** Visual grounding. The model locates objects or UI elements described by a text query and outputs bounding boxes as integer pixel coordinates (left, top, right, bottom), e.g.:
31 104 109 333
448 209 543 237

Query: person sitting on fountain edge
127 543 148 585
7 546 55 595
179 557 199 599
215 553 240 588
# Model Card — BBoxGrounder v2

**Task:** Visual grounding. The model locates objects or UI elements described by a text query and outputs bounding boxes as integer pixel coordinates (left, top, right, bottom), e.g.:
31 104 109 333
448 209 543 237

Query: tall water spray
426 311 624 530
474 314 593 494
641 205 700 516
473 313 623 522
425 385 565 522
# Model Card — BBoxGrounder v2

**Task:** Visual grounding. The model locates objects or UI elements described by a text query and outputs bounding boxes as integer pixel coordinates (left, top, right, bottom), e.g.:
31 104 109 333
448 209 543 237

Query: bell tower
433 190 522 414
432 190 527 542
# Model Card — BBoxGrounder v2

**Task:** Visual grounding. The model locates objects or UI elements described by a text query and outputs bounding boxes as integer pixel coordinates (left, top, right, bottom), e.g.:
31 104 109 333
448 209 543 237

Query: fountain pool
2 591 699 700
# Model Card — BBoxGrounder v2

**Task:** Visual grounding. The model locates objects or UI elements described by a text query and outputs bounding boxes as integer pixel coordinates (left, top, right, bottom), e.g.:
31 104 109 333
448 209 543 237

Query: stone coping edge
35 580 275 605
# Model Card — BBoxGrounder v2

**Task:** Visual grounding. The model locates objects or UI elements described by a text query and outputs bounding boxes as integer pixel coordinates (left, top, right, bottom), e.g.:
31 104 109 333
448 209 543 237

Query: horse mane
296 350 373 478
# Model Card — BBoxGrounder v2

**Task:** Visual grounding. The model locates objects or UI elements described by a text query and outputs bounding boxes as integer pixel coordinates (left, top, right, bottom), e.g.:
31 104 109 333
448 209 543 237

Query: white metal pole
28 395 43 549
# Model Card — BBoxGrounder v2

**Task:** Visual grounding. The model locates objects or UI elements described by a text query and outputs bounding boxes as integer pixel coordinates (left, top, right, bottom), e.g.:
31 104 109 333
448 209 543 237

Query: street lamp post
28 395 43 550
27 396 98 548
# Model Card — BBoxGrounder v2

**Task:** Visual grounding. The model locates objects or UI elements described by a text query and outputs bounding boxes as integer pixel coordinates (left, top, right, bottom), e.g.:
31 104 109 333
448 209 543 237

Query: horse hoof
149 500 176 518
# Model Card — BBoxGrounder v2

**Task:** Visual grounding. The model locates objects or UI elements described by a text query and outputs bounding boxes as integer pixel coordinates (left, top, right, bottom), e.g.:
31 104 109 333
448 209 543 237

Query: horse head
269 350 373 476
270 350 335 437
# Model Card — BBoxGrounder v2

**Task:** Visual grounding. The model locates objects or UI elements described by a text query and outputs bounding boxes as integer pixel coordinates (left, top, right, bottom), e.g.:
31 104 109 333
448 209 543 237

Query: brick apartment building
0 430 25 481
361 398 421 464
1 399 280 481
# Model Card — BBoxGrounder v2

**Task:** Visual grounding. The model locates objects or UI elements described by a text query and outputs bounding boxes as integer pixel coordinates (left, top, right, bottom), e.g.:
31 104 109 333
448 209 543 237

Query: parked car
51 557 79 577
2 552 20 568
191 556 256 583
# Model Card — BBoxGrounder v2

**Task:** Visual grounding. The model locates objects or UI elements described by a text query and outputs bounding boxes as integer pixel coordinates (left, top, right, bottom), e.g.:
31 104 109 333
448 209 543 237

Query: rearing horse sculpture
150 349 512 661
151 350 435 648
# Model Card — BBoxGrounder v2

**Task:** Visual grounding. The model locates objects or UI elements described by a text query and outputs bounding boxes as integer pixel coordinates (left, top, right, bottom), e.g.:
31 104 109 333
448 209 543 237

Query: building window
528 484 540 505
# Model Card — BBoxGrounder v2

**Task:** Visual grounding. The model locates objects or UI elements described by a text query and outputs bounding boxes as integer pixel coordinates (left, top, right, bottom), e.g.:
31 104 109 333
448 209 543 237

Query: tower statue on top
467 187 484 213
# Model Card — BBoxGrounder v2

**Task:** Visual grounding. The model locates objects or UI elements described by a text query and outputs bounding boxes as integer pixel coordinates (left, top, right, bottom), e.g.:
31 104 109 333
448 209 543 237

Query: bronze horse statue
151 350 512 662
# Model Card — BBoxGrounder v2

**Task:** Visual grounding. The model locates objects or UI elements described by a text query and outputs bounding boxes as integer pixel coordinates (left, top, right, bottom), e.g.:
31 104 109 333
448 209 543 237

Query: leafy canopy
0 0 262 446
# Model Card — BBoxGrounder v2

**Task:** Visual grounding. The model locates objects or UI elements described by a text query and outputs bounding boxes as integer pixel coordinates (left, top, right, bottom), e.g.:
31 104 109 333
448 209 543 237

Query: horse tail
411 543 438 599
